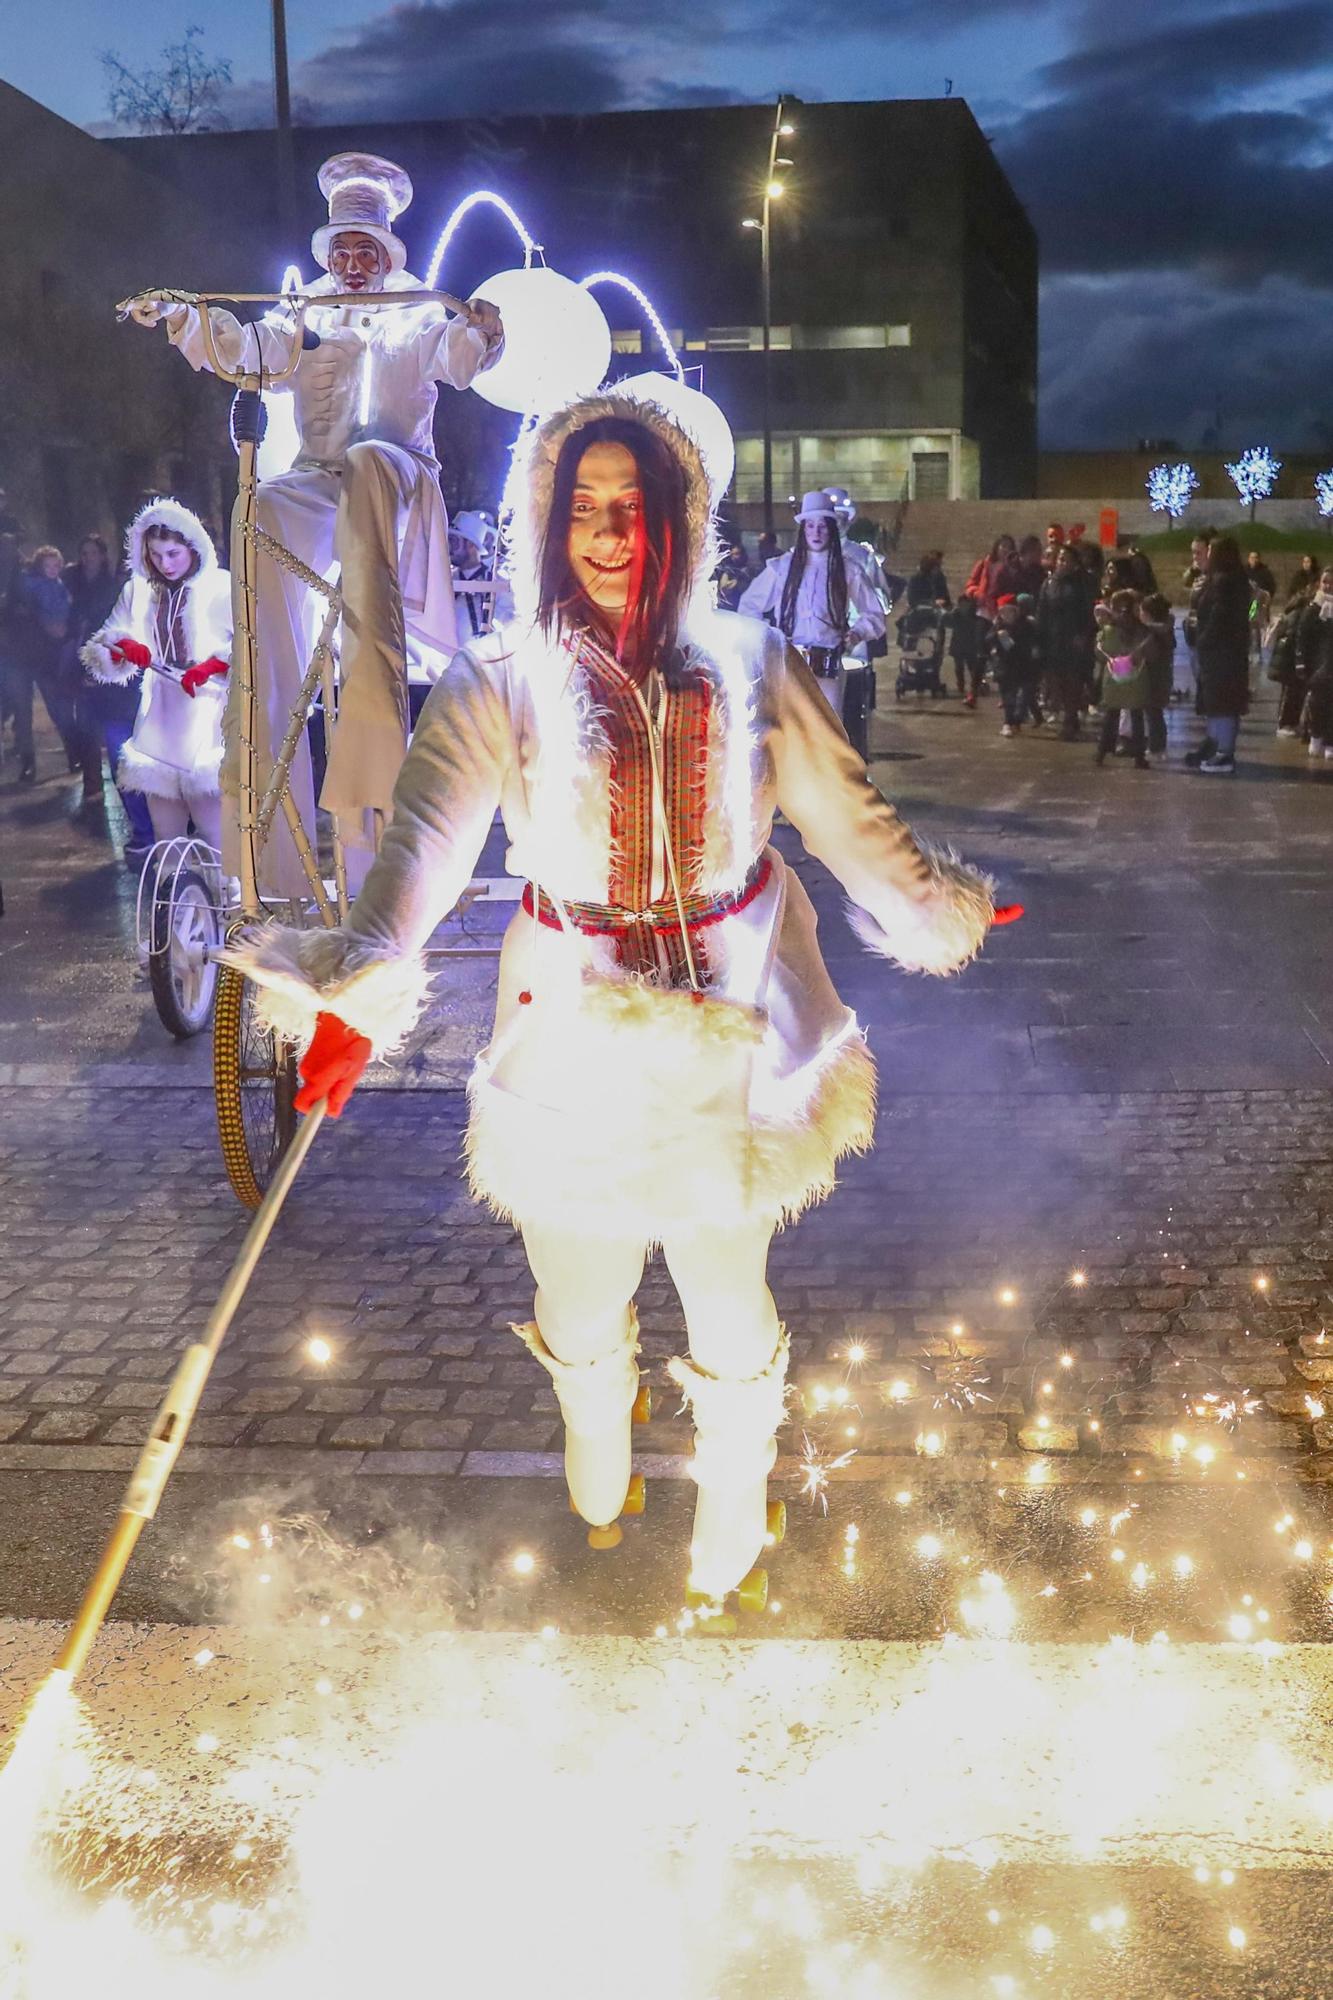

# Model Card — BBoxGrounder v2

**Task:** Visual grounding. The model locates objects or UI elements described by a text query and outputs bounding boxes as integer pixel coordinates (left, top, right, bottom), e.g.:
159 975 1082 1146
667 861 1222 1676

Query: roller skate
513 1312 647 1550
669 1331 790 1630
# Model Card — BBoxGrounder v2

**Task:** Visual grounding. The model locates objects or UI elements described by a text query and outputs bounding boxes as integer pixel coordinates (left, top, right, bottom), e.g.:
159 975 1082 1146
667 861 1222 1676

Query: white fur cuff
850 843 996 976
214 924 431 1056
81 637 133 684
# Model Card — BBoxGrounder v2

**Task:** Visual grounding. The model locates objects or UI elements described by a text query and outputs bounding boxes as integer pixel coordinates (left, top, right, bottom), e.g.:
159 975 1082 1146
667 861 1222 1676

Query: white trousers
521 1218 780 1381
147 790 222 849
231 443 441 896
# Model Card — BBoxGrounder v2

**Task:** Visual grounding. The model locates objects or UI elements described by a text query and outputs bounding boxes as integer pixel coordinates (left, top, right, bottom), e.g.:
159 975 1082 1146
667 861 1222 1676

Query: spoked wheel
213 962 299 1209
149 867 220 1039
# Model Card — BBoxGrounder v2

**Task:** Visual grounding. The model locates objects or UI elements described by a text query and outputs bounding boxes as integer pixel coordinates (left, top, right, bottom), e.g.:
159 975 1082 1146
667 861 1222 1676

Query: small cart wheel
621 1474 646 1517
148 867 219 1039
737 1566 769 1614
765 1500 787 1547
213 962 299 1210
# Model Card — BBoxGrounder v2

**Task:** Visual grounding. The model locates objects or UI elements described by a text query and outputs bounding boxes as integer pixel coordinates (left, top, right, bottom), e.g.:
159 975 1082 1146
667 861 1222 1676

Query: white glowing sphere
470 267 611 414
616 371 736 499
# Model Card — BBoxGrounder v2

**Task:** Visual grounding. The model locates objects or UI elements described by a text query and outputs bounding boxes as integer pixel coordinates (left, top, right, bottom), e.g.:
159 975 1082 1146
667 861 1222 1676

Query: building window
702 326 793 352
790 325 911 350
610 330 642 354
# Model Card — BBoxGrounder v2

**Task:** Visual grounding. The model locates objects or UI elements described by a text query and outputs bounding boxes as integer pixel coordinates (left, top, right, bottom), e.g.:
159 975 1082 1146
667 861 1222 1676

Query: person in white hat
450 509 502 641
737 491 885 737
129 152 504 894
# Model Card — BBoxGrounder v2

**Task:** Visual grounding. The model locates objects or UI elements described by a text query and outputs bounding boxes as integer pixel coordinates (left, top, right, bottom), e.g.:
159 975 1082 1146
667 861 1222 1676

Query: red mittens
294 1011 372 1118
110 636 151 668
181 656 229 697
992 904 1025 927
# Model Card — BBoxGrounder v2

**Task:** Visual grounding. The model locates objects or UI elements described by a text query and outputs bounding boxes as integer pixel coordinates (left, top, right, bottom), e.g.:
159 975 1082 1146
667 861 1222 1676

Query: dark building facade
0 85 257 548
114 98 1037 509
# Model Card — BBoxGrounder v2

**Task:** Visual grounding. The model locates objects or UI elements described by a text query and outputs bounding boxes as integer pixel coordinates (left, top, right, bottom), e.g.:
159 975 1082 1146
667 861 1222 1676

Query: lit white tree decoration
1146 462 1199 523
1315 470 1333 521
1225 445 1282 519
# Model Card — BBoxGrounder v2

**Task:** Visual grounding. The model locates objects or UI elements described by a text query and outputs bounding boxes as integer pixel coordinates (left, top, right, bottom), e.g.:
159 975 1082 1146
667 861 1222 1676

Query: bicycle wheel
213 962 299 1209
149 867 219 1039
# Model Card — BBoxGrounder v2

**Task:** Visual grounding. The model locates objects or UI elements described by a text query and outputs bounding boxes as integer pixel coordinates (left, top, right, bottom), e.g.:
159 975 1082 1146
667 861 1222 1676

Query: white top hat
452 511 494 553
823 486 855 521
793 489 837 522
311 152 414 273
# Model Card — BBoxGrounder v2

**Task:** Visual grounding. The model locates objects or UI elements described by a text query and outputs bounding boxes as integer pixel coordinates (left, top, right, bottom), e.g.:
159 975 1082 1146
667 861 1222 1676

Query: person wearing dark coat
1036 545 1096 740
65 535 153 841
1295 566 1333 759
1188 536 1251 773
1137 592 1175 756
905 551 951 612
982 594 1041 735
8 547 73 783
947 593 984 704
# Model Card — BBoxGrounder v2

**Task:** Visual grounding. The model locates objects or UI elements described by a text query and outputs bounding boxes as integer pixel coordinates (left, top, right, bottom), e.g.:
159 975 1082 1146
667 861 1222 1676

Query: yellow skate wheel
587 1523 623 1551
737 1567 769 1614
621 1474 646 1517
632 1384 652 1425
695 1613 737 1637
765 1500 787 1547
684 1585 720 1612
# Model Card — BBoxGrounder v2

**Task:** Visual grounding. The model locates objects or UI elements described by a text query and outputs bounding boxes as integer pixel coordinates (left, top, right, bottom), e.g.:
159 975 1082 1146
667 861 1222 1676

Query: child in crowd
1138 592 1175 757
1094 589 1150 769
982 593 1041 737
948 592 984 705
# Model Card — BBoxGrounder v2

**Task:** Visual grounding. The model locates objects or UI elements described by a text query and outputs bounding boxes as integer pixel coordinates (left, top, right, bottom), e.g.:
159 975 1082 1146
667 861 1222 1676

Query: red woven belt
521 855 773 939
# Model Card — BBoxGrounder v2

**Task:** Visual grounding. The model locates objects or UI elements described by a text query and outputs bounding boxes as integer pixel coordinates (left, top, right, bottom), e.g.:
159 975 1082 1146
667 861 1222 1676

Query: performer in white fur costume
81 499 229 848
222 389 998 1602
738 489 886 722
130 151 503 893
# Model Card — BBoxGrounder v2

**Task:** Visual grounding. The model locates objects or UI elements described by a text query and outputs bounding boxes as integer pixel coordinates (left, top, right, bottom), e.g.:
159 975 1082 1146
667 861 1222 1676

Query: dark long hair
1207 535 1244 579
777 521 848 639
537 416 692 674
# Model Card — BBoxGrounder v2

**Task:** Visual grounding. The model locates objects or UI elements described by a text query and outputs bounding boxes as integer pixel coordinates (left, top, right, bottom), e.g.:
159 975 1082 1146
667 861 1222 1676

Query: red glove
109 635 151 668
992 904 1025 927
180 656 229 697
294 1011 372 1118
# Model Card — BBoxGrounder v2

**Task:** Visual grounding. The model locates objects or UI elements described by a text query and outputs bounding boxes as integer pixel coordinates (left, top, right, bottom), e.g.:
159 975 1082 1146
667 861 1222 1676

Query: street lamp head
742 217 762 230
775 156 794 168
766 180 786 199
778 123 796 136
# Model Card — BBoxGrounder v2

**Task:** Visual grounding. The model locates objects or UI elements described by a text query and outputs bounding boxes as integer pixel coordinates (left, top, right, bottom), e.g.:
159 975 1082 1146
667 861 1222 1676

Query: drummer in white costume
130 152 504 892
737 490 885 719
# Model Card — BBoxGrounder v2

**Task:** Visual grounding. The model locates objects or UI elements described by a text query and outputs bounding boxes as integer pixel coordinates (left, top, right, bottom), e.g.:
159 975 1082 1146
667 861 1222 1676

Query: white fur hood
125 497 218 583
501 389 716 629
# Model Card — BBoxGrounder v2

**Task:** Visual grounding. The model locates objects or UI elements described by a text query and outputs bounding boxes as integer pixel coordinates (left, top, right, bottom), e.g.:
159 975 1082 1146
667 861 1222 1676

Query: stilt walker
222 392 998 1606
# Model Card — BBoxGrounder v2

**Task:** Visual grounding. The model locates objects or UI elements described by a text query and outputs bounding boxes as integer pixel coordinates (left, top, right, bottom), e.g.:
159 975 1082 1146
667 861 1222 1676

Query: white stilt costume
136 152 504 893
222 390 993 1599
81 498 229 849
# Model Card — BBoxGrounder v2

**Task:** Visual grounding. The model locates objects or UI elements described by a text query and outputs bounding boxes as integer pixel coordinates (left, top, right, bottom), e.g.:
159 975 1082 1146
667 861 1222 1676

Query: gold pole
54 1103 327 1686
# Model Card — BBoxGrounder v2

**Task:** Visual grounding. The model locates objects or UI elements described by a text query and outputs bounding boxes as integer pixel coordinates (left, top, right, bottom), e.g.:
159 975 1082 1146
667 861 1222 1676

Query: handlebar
115 285 480 387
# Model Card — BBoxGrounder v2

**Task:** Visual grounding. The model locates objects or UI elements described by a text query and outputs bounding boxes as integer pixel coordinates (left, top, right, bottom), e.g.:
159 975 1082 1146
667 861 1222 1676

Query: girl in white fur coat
82 499 230 849
223 391 1000 1603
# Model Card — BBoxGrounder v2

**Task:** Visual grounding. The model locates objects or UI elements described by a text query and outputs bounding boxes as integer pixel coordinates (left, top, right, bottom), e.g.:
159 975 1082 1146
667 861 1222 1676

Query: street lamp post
744 96 797 535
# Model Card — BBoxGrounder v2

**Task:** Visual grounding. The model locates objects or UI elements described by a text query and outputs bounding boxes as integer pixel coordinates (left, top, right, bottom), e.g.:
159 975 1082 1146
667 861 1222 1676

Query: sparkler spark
918 1342 993 1413
798 1432 856 1511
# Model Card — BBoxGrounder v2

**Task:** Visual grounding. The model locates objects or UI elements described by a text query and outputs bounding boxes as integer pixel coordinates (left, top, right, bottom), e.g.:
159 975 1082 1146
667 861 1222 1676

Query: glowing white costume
81 499 228 847
158 154 502 891
223 391 992 1596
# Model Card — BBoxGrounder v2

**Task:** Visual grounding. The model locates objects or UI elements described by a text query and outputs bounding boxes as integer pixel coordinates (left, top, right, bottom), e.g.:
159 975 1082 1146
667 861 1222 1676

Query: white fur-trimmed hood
501 389 717 629
126 497 218 584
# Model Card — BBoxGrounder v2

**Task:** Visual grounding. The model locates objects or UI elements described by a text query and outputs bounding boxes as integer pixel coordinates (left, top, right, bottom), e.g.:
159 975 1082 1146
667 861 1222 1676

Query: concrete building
0 85 256 549
113 97 1039 510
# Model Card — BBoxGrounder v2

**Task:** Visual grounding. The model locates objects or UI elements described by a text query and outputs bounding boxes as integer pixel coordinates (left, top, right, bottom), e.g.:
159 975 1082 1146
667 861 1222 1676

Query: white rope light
578 271 684 382
425 190 538 290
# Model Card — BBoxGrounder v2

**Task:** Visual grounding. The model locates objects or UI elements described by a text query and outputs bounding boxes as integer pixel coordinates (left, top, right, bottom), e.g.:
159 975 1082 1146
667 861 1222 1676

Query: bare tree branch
100 26 232 136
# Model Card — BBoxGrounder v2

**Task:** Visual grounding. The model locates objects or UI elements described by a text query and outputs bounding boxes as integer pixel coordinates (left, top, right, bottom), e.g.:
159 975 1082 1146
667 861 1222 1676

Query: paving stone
28 1412 103 1442
326 1418 396 1449
397 1419 473 1450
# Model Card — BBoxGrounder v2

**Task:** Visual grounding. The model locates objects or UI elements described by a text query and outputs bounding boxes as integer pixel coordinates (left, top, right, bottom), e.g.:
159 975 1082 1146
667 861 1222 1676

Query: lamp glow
470 266 612 414
425 190 537 290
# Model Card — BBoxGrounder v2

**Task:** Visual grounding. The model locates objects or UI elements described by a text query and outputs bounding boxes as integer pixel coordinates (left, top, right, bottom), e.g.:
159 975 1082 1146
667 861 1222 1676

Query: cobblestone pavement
1 680 1330 1487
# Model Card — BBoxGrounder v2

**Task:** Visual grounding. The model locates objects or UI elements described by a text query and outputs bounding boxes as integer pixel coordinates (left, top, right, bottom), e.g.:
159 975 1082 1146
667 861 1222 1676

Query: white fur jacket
82 498 230 801
223 391 994 1233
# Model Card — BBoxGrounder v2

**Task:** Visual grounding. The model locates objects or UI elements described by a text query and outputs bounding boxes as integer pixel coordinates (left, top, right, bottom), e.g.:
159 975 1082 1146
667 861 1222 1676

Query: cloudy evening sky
9 0 1333 450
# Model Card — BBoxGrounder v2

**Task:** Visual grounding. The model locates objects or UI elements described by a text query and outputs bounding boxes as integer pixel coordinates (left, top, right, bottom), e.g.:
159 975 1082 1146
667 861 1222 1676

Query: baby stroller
895 605 948 700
